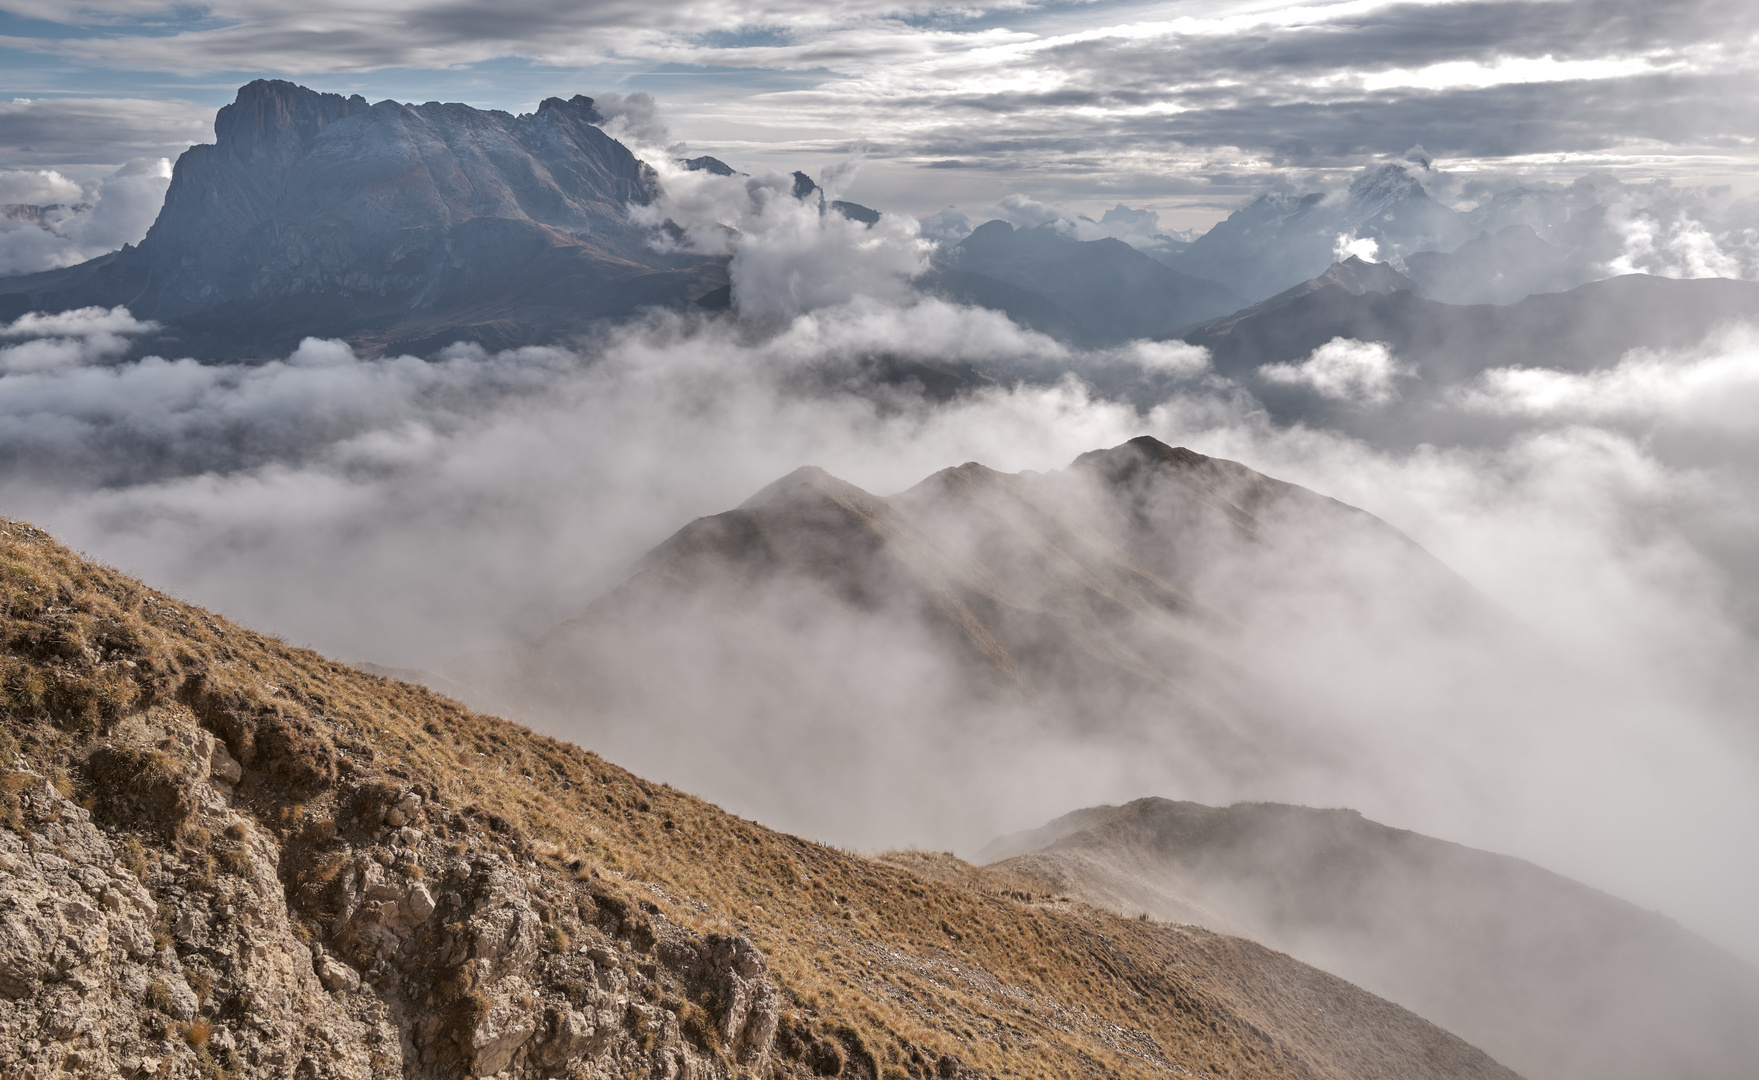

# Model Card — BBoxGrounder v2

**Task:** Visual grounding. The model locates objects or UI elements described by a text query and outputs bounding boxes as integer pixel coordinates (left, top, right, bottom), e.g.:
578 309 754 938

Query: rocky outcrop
1 693 779 1080
0 743 374 1080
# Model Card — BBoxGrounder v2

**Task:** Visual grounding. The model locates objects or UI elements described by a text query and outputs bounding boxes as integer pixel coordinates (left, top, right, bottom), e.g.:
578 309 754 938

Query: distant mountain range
1172 269 1759 443
1155 165 1477 301
1184 270 1759 379
1 81 1755 362
983 798 1759 1080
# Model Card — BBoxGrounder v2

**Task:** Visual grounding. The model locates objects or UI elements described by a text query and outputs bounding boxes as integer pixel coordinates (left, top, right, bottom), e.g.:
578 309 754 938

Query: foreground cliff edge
0 519 1519 1079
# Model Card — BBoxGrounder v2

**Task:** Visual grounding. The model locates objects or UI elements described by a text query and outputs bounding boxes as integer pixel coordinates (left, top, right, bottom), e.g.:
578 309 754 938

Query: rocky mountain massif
980 799 1759 1080
0 520 1530 1080
0 81 726 357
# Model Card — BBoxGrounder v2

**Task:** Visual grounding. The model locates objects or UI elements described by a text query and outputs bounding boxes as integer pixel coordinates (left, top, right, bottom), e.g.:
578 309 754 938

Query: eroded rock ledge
1 700 782 1080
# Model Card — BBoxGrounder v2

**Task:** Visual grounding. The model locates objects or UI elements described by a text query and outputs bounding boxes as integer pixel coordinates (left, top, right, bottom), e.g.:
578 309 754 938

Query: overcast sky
3 0 1758 229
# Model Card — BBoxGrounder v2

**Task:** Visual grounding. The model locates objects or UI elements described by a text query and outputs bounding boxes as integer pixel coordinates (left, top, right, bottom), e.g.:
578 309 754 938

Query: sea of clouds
1 169 1757 965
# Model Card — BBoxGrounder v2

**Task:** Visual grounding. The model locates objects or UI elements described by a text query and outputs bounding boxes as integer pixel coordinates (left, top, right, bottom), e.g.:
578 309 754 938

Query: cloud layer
0 222 1755 962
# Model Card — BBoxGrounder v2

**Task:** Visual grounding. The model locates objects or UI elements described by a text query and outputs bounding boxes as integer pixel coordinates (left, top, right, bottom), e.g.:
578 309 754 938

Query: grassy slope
0 519 1519 1080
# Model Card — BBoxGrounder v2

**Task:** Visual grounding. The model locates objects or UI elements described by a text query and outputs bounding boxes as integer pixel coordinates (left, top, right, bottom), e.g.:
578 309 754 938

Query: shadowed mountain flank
1181 273 1759 381
1168 273 1759 446
982 798 1759 1080
1402 226 1584 305
0 80 727 357
0 520 1525 1080
939 221 1242 344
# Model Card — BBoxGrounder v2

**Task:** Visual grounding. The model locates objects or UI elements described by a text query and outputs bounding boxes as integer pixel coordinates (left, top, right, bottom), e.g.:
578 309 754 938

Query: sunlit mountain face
1 4 1757 1080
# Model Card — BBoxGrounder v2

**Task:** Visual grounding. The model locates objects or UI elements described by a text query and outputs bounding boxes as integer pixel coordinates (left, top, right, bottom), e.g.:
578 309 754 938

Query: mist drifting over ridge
0 0 1757 1067
1 132 1757 987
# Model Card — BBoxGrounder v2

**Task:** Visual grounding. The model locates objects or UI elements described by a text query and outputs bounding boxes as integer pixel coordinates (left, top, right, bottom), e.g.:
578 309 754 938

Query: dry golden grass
0 519 1518 1080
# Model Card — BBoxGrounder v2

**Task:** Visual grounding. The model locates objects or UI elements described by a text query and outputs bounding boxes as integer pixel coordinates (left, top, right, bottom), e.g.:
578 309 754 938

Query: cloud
590 91 670 149
1600 187 1759 279
1334 234 1381 262
0 169 84 205
994 192 1065 229
727 203 930 320
0 305 158 372
634 156 935 319
1457 326 1759 447
0 97 213 174
916 206 972 245
0 158 172 275
1261 338 1413 405
1116 339 1211 376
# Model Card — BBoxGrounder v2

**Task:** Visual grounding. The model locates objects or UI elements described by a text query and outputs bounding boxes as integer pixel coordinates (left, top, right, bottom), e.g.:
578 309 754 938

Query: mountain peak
1347 162 1424 203
1314 256 1424 296
681 155 736 176
1069 436 1214 483
537 94 602 122
736 464 876 511
212 79 370 162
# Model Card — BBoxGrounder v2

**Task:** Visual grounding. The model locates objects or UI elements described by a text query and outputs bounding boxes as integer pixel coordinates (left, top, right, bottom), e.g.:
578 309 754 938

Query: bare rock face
0 687 783 1080
0 756 367 1079
701 934 780 1067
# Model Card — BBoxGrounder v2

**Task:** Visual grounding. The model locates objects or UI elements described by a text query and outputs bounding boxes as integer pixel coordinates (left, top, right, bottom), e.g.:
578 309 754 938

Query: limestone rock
316 954 361 993
469 976 539 1075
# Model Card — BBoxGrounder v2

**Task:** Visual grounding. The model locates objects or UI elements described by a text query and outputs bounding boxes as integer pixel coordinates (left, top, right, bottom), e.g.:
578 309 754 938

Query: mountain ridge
982 797 1759 1080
